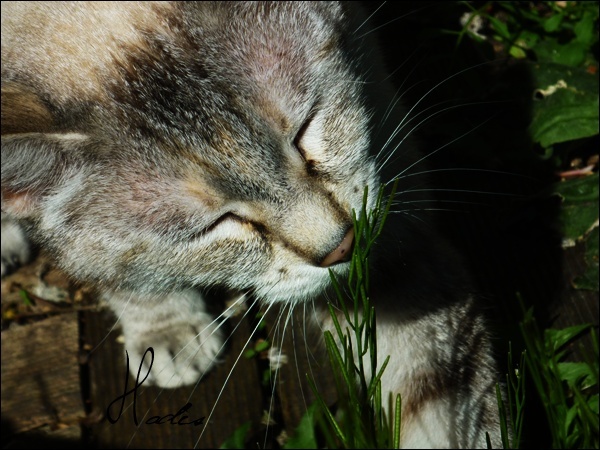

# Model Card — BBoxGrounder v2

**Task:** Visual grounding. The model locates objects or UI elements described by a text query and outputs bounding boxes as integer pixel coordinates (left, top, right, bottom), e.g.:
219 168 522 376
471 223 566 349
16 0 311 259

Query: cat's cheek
180 225 271 287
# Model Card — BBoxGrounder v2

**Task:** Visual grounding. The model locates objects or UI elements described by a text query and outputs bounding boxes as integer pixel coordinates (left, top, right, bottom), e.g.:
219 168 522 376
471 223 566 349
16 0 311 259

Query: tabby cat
1 2 502 447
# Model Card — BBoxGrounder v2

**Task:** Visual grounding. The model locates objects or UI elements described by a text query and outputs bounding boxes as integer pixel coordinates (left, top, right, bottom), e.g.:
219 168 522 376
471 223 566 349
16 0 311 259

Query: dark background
366 2 598 448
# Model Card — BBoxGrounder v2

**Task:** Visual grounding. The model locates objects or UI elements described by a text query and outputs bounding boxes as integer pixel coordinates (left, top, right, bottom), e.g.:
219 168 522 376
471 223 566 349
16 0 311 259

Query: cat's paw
108 289 226 389
126 312 224 389
1 213 31 277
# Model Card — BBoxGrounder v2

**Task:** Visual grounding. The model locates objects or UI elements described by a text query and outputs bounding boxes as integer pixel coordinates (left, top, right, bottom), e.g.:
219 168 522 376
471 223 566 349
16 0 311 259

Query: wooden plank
82 305 265 449
1 313 83 437
555 243 599 327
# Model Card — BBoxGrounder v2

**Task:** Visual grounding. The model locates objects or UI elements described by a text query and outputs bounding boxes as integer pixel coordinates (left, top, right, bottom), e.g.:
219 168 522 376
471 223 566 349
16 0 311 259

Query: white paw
109 289 226 389
126 312 224 389
1 212 31 277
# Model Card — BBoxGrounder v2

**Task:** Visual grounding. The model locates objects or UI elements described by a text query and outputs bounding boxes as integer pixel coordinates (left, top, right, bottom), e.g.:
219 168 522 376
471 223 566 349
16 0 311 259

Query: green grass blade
393 394 402 449
307 375 348 448
367 355 391 400
496 382 510 449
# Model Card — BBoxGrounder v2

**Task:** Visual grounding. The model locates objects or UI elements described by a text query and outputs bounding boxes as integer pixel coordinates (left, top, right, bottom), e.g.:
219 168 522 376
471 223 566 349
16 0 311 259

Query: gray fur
1 2 502 447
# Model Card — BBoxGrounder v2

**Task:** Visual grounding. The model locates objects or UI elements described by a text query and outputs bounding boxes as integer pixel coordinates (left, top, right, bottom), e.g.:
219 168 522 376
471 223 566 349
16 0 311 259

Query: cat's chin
253 262 349 305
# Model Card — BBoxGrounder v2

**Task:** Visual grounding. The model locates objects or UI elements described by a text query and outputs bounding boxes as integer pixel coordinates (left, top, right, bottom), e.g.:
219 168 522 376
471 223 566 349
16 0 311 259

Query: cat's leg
1 212 31 277
103 288 225 388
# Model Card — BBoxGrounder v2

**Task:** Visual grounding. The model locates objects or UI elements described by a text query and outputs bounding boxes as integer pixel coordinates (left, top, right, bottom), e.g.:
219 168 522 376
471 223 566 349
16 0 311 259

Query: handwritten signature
106 347 205 426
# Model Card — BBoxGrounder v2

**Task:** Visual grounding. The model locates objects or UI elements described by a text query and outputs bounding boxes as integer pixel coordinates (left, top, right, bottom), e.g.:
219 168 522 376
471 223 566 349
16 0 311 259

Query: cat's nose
320 227 354 267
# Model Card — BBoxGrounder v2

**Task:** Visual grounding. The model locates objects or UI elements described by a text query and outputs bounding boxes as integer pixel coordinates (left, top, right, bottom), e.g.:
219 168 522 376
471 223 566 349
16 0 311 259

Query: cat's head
1 2 404 303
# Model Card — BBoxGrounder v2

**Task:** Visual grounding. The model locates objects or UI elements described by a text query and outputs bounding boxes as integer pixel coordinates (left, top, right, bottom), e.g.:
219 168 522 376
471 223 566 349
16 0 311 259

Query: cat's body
2 2 501 447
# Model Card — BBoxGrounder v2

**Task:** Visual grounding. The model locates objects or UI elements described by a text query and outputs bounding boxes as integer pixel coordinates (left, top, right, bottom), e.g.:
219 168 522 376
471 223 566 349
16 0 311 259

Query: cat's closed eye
293 107 321 170
197 212 245 236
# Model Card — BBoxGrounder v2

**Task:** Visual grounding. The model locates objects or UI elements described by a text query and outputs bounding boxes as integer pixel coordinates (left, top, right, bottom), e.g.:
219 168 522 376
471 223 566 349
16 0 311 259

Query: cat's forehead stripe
182 179 223 209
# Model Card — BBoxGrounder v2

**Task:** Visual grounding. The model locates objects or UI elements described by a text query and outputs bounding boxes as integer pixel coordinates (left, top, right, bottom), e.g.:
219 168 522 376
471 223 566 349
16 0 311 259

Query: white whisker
389 207 465 214
91 291 135 354
376 101 497 175
395 187 518 197
352 1 386 34
126 295 260 448
392 166 538 182
263 303 296 449
153 294 248 385
291 306 310 415
391 198 488 207
194 300 276 448
384 115 497 185
355 3 435 40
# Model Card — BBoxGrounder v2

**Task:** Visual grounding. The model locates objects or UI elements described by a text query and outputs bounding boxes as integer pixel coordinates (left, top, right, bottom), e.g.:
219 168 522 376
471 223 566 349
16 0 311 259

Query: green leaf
19 289 33 306
509 45 527 59
554 174 600 206
487 14 511 41
545 324 592 354
254 340 270 352
262 369 272 386
534 38 589 67
564 405 579 435
518 29 540 49
543 13 563 33
574 11 598 46
283 404 319 449
220 421 251 449
588 394 599 415
529 63 598 149
307 375 348 447
367 356 390 400
554 174 599 243
393 394 402 449
496 383 511 449
557 362 596 389
324 331 354 396
256 316 266 330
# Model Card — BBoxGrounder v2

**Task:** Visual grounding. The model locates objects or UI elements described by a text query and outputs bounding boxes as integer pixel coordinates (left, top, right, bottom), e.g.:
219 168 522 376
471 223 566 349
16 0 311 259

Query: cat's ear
1 83 90 218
